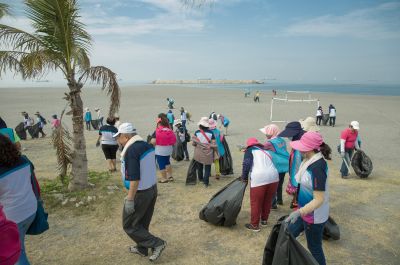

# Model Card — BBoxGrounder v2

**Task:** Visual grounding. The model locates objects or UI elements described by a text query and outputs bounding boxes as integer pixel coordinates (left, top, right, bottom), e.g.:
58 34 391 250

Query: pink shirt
341 128 358 149
52 119 61 128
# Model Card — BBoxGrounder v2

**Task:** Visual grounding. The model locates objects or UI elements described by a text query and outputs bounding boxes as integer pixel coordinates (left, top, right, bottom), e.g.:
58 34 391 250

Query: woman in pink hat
260 124 289 209
241 138 279 232
285 131 332 265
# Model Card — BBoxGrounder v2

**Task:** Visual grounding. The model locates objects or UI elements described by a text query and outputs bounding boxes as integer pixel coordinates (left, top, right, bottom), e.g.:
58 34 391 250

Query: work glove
124 197 135 215
340 152 345 158
285 210 301 224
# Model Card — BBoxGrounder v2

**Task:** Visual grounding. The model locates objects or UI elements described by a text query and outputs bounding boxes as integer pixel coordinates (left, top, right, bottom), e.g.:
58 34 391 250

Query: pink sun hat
259 124 280 138
208 119 217 129
246 137 262 148
290 131 323 152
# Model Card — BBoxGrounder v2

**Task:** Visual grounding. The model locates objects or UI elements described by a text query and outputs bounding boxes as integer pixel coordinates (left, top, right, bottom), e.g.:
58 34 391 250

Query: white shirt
181 111 187 121
0 159 37 223
249 148 279 188
316 110 323 116
329 108 336 117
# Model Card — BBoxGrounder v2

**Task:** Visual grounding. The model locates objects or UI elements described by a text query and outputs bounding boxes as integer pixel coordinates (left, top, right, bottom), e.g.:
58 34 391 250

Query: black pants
85 121 91 130
329 117 336 126
182 142 189 160
39 127 46 137
197 163 211 185
316 116 322 125
122 185 163 255
272 172 286 206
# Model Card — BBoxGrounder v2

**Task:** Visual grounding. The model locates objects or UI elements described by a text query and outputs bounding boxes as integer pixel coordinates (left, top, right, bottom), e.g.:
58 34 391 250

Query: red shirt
340 128 358 149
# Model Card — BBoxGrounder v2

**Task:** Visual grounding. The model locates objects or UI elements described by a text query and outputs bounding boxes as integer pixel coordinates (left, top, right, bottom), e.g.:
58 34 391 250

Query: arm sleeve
125 148 141 181
355 137 360 150
241 149 253 180
151 131 156 139
311 165 327 191
340 139 346 153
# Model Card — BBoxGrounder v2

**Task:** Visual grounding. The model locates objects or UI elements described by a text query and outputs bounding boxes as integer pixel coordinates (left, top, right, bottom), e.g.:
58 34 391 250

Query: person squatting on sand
34 112 47 138
0 134 37 265
339 121 360 179
259 124 289 210
114 123 167 262
174 119 190 161
278 122 305 209
84 107 92 131
285 131 332 265
96 117 119 172
208 119 224 180
150 113 176 183
241 138 279 232
192 117 217 187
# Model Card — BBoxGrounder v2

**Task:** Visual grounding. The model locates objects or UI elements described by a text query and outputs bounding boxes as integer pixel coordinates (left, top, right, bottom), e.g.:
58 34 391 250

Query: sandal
158 179 169 183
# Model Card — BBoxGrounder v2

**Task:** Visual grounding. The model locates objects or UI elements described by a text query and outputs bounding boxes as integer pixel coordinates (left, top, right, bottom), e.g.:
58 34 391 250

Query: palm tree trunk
67 79 89 191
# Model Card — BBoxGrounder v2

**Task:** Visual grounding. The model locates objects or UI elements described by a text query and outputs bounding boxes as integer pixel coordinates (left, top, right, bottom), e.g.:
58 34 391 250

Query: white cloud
282 2 400 39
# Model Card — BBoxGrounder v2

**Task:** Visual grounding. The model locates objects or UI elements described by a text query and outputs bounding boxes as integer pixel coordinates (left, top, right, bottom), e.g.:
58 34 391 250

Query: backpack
155 126 176 146
40 115 47 125
0 205 21 265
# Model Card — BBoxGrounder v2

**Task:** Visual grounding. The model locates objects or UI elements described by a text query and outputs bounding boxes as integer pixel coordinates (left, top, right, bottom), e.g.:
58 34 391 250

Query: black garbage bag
351 150 373 178
27 123 40 138
199 177 247 227
172 133 184 161
15 122 27 140
323 216 340 240
186 159 199 185
91 119 100 130
263 215 319 265
322 114 329 125
219 137 234 175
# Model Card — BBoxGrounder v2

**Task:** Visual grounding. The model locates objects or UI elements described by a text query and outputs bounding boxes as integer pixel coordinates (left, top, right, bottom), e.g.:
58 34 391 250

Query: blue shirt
122 141 157 191
99 124 118 145
85 112 92 122
298 158 329 224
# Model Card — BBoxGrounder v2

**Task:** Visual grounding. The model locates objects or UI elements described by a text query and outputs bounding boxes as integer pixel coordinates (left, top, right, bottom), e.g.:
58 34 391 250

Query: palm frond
0 50 27 78
25 0 92 70
0 24 43 52
20 49 64 78
0 3 12 18
52 114 73 182
73 47 90 72
78 66 120 117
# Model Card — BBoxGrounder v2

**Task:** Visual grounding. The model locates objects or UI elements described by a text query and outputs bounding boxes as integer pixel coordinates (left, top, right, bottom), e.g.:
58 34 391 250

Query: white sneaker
149 241 167 262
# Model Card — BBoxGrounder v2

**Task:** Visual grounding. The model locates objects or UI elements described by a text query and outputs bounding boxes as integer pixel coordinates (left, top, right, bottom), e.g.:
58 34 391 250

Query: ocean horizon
2 81 400 96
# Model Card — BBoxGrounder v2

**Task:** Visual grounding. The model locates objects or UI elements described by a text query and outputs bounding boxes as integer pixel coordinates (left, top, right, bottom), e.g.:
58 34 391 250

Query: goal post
270 91 320 123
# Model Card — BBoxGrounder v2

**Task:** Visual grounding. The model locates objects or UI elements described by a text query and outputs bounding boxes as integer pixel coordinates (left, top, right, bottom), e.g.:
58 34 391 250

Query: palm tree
0 0 120 191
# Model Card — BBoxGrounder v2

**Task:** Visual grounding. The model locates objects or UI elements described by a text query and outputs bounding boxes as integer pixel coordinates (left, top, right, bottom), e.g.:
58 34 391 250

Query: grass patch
40 171 121 214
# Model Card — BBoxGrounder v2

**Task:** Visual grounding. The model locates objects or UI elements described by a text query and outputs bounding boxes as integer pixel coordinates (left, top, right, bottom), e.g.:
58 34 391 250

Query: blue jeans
17 213 36 265
182 120 187 129
340 149 354 177
288 218 326 265
197 163 211 185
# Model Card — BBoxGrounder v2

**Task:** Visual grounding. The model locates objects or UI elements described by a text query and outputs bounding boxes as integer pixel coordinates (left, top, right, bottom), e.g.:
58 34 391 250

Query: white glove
124 197 135 215
285 210 301 224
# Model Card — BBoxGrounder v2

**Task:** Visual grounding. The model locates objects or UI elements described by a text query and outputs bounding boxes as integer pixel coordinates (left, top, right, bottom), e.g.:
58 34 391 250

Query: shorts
155 155 170 170
101 144 118 159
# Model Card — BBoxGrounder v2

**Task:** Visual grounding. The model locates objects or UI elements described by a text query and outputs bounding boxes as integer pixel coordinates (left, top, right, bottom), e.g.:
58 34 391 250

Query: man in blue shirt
114 123 167 262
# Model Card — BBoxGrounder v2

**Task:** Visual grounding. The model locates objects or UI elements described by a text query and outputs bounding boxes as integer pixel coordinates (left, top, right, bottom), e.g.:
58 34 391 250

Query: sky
1 0 400 85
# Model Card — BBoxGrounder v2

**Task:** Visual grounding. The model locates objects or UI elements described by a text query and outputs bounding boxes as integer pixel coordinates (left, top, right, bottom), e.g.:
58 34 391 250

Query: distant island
152 79 264 84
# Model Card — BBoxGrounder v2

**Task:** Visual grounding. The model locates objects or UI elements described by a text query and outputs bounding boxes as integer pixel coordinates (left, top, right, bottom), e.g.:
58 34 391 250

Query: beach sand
1 85 399 264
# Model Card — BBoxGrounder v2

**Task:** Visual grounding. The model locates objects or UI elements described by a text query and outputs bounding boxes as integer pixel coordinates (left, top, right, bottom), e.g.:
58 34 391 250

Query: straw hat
300 117 320 132
198 117 210 127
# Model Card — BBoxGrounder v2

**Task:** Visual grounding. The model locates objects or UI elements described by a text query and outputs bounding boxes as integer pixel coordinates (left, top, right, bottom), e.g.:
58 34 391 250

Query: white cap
350 121 360 130
113 122 136 137
173 119 182 127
